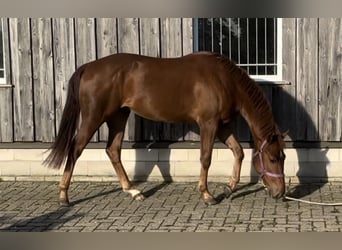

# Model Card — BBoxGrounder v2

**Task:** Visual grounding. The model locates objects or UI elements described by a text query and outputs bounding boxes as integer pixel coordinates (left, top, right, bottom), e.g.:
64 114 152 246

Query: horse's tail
43 65 86 169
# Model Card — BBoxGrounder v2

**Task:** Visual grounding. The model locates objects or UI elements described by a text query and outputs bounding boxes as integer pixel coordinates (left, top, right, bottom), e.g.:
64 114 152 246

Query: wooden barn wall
0 18 341 144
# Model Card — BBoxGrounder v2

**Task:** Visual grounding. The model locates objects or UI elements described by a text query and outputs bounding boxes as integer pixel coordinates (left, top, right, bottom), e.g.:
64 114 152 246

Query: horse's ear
281 129 289 139
267 133 278 143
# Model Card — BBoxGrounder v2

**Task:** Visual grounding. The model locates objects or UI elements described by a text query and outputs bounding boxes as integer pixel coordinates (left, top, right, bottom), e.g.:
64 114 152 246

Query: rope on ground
284 179 342 206
284 195 342 206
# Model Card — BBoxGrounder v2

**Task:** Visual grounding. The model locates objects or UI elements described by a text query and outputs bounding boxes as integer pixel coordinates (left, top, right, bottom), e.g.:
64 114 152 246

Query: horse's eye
270 159 278 164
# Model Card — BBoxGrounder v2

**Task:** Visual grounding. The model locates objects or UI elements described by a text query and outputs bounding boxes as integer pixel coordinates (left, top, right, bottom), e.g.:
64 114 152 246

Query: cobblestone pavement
0 181 342 232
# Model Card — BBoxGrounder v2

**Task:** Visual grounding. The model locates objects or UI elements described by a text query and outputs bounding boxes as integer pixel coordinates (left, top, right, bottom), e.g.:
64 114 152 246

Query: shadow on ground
0 187 121 232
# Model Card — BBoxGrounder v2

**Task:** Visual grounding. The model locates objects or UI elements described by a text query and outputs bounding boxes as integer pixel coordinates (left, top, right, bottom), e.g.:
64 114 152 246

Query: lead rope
284 195 342 206
284 179 342 206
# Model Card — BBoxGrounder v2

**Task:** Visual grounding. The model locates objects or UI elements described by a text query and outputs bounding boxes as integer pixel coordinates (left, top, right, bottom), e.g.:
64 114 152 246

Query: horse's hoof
223 185 233 198
59 199 70 207
133 193 145 201
204 197 218 206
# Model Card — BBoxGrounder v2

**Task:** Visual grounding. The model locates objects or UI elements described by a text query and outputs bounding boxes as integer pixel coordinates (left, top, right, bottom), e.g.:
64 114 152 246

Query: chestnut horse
44 52 286 206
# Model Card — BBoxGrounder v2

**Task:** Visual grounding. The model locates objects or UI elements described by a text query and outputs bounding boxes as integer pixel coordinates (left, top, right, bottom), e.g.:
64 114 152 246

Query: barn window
0 19 5 84
194 18 282 82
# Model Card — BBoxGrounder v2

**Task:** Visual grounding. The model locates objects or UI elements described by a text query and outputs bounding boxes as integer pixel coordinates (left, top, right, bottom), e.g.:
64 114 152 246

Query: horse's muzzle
272 191 285 200
264 185 285 200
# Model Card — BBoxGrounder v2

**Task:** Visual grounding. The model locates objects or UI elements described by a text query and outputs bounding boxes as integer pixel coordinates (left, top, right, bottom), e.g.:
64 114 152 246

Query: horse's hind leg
198 119 219 205
217 124 244 195
59 116 103 206
106 109 145 201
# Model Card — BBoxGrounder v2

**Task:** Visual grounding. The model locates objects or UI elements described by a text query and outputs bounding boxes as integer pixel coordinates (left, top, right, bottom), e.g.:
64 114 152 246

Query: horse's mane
200 52 276 140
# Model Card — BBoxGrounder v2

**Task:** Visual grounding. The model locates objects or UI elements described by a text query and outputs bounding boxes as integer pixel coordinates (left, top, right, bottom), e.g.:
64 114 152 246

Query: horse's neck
237 82 275 146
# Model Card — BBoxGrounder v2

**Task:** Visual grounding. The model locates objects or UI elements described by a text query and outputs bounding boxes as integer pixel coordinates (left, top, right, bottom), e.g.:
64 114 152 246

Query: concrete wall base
0 148 341 182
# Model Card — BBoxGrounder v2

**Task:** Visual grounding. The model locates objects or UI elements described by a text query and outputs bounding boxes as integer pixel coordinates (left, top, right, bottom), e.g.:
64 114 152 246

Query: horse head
253 130 288 199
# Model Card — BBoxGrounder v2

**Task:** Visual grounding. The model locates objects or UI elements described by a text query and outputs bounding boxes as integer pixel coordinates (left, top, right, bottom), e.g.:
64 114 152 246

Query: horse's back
79 52 237 123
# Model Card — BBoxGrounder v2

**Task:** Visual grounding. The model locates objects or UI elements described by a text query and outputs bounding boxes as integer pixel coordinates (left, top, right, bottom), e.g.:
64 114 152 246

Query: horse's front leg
217 126 244 197
198 120 218 205
225 134 244 194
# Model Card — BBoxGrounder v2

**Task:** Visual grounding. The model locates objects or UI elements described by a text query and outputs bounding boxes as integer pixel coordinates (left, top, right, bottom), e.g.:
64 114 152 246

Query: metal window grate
0 18 5 83
194 18 282 81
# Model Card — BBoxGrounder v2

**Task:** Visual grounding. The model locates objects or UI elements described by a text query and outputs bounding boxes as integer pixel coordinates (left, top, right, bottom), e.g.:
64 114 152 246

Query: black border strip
0 0 341 248
0 0 341 17
0 232 341 250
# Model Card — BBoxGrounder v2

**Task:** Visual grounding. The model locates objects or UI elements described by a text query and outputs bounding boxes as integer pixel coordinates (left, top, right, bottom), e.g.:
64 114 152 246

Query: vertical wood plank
118 18 139 54
117 18 140 142
0 88 12 142
318 18 342 141
31 18 55 142
96 18 118 59
296 18 319 141
140 18 160 57
182 18 200 141
161 18 182 58
75 18 98 142
260 85 273 141
53 18 76 137
96 18 118 142
10 18 34 141
272 18 297 141
75 18 97 66
160 18 184 141
3 18 11 86
0 18 13 142
139 18 162 142
182 18 193 55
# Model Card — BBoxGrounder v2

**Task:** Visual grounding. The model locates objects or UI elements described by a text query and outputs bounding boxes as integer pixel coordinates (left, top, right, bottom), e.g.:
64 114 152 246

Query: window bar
237 18 240 65
277 18 282 80
220 18 223 54
273 19 277 74
193 18 199 52
228 18 232 59
204 19 208 51
198 19 201 50
0 19 4 82
211 18 214 52
256 18 258 75
264 18 267 74
203 19 206 50
199 19 203 50
246 18 250 74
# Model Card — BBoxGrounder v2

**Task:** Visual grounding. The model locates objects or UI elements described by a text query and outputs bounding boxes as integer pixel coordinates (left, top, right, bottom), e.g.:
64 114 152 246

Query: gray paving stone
1 181 342 231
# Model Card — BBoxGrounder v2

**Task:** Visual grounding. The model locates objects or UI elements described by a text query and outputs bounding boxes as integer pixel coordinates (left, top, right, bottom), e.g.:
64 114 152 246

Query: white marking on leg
124 189 141 198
